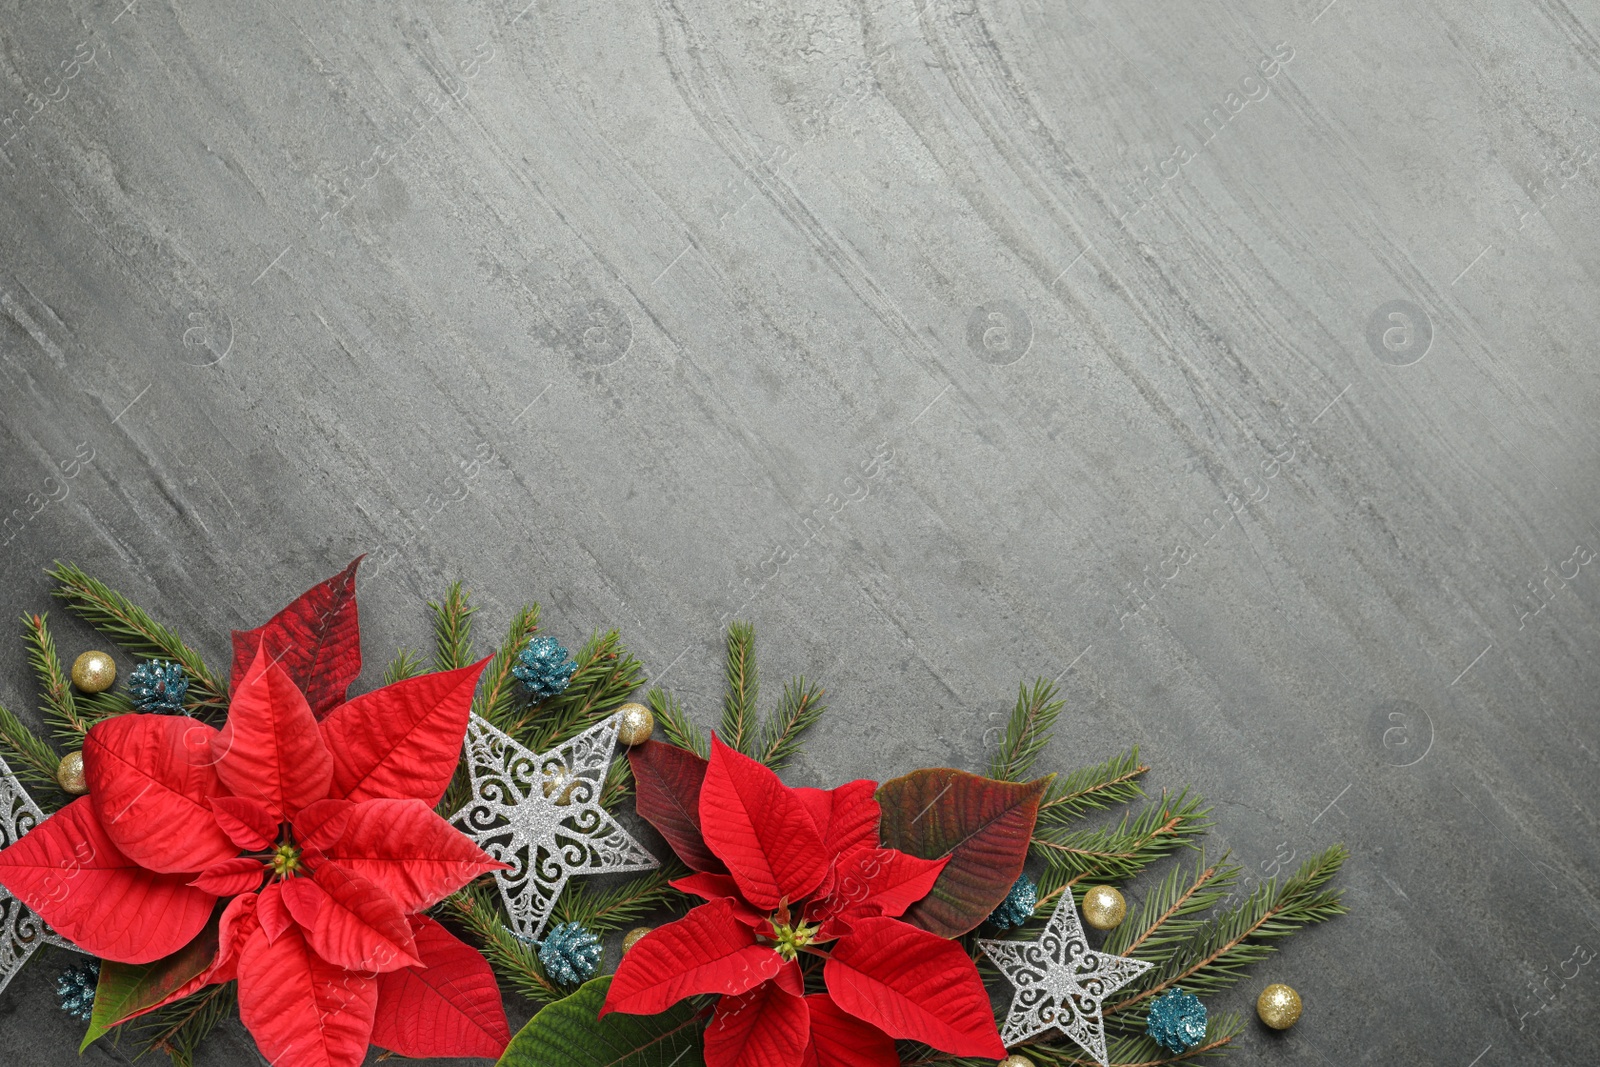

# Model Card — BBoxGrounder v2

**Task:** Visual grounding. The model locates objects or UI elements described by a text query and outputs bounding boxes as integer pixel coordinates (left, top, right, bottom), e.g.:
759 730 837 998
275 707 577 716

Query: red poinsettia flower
605 736 1006 1067
0 561 512 1067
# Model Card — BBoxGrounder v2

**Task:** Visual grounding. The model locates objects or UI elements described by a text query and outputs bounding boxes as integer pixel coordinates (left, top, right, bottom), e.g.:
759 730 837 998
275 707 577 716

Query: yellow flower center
271 843 302 876
769 919 819 961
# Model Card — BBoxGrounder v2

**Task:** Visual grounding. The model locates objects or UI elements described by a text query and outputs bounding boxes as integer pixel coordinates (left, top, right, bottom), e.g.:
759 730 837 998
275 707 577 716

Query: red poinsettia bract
603 736 1006 1067
0 563 512 1067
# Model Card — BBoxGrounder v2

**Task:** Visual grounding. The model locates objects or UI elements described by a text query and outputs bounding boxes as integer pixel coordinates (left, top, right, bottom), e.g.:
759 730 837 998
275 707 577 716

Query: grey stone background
1 0 1597 1063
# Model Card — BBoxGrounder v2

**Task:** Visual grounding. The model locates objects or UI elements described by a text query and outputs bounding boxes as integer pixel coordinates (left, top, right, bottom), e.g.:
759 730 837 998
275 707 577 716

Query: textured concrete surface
2 0 1599 1063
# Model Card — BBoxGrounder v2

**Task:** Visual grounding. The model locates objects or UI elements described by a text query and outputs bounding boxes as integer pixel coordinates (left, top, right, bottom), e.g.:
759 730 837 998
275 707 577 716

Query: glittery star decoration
0 754 85 996
977 890 1153 1066
449 713 657 941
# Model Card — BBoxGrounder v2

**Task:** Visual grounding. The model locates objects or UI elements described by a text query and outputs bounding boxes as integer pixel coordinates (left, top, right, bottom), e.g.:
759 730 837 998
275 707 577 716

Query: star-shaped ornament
449 713 657 942
978 889 1153 1066
0 755 85 995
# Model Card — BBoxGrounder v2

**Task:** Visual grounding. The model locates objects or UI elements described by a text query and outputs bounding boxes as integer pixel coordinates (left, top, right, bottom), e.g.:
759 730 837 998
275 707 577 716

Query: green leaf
82 916 219 1050
877 768 1050 937
496 975 705 1067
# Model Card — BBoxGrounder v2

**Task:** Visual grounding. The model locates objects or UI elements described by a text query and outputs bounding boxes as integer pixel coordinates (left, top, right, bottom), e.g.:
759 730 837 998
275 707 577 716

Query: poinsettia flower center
270 842 303 876
767 916 821 960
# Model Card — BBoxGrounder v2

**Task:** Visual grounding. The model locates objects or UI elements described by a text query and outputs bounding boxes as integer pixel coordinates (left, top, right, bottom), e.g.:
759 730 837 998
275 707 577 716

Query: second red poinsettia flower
0 561 515 1067
607 736 1006 1067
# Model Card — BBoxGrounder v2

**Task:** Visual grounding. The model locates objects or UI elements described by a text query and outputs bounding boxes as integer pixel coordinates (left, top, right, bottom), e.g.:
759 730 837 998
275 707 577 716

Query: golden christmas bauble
541 767 580 805
1256 983 1302 1029
621 927 652 953
71 650 116 693
1081 885 1126 930
616 702 654 746
998 1056 1034 1067
56 751 89 795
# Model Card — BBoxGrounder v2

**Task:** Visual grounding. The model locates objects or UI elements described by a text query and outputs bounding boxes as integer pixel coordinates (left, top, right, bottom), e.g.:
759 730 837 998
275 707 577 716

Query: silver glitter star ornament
449 713 657 941
0 754 84 995
978 890 1153 1066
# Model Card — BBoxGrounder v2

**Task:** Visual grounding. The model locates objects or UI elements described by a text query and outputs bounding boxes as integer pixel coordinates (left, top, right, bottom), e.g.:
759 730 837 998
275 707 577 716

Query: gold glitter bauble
56 751 89 795
616 703 655 746
541 768 580 806
1081 885 1127 930
71 650 116 693
621 927 652 954
1257 983 1302 1030
998 1056 1035 1067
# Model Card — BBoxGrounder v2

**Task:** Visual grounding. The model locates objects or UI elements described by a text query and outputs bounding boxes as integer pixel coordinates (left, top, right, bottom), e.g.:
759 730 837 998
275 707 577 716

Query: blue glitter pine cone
513 637 577 700
128 659 189 713
538 922 601 986
57 961 98 1022
1145 987 1208 1053
988 874 1038 929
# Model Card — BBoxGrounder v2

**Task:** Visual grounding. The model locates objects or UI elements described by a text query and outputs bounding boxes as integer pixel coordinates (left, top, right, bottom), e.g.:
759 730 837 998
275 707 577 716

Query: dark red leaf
83 714 235 874
705 979 809 1067
319 659 489 806
601 899 781 1017
875 768 1047 937
215 641 335 820
824 916 1005 1059
628 740 727 873
699 737 828 910
0 797 215 963
370 915 510 1059
231 557 364 719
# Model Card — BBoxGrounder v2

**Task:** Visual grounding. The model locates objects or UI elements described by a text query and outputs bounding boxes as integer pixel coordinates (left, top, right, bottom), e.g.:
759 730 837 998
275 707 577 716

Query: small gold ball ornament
616 702 655 746
541 767 580 805
1081 885 1127 930
56 751 89 795
1256 983 1302 1030
621 927 652 953
71 650 116 693
998 1056 1035 1067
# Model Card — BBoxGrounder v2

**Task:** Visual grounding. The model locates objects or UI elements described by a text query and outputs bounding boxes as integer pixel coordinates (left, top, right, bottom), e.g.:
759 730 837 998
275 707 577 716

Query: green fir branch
551 866 690 934
135 982 235 1066
988 679 1065 782
1104 851 1239 961
0 699 62 799
1037 747 1150 825
600 752 634 809
429 582 477 672
473 604 542 731
903 1014 1242 1067
1033 790 1210 898
650 686 707 756
521 631 644 751
21 613 86 742
48 561 227 715
1109 845 1349 1014
446 886 563 1005
720 622 759 755
78 688 135 720
383 647 426 684
757 678 826 770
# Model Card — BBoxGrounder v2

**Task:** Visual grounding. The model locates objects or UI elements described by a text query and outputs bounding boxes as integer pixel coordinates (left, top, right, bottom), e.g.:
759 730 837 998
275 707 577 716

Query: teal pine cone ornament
57 961 98 1021
988 873 1038 929
1145 987 1207 1053
538 922 601 986
128 659 188 713
512 636 577 699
